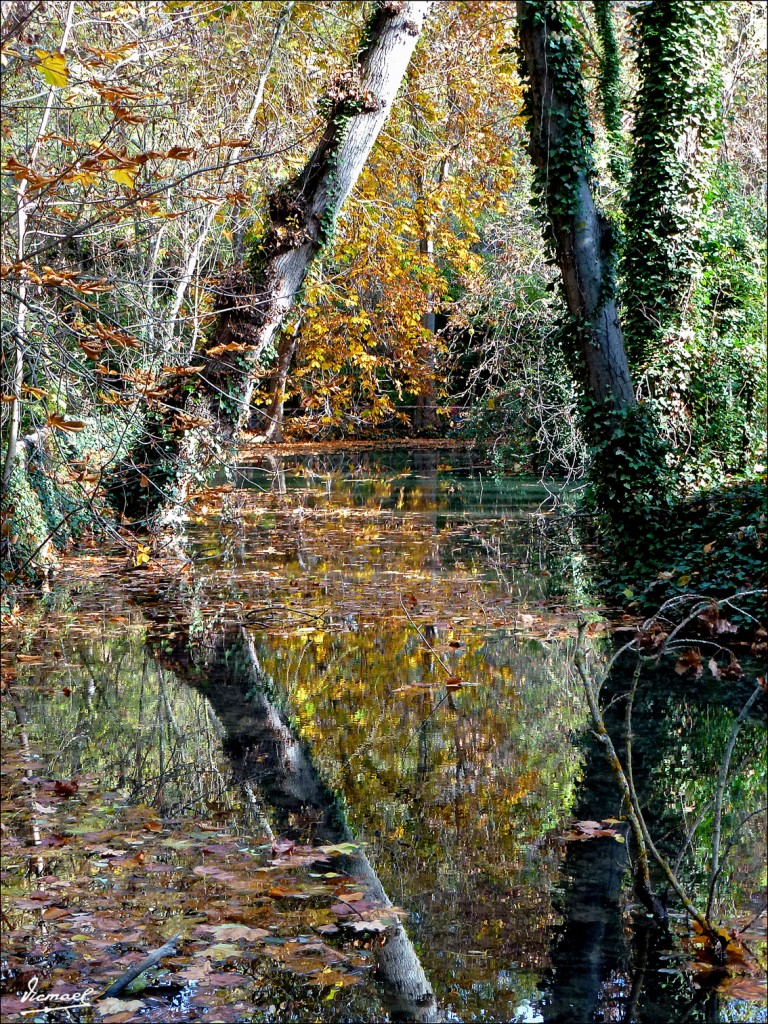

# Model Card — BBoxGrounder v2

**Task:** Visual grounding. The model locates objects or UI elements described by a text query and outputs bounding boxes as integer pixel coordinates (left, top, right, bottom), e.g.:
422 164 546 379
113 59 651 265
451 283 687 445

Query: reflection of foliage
0 621 398 1019
252 623 587 1019
630 677 767 920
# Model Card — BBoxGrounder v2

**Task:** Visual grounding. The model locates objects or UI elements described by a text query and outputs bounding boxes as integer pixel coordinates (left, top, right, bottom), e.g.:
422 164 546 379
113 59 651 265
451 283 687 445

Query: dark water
2 450 765 1023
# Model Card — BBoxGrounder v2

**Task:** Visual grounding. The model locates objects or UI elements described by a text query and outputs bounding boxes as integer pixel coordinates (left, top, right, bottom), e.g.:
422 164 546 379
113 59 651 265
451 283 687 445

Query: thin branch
706 682 764 919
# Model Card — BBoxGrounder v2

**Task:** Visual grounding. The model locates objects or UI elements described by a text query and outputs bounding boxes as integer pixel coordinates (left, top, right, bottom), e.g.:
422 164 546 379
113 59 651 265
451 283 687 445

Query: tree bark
261 316 301 441
203 0 436 429
516 0 635 409
111 1 434 520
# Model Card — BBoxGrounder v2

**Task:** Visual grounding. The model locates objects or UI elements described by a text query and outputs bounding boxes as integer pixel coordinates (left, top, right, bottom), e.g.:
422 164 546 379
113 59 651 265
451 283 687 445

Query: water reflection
2 450 764 1023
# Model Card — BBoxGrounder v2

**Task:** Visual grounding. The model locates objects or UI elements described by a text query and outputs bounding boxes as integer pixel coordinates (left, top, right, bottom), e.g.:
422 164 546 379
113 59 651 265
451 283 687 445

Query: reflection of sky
721 1003 768 1023
513 1000 544 1023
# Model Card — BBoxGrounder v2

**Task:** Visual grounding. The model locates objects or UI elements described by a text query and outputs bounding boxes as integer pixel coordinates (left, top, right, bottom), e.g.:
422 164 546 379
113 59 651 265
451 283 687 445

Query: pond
1 449 765 1023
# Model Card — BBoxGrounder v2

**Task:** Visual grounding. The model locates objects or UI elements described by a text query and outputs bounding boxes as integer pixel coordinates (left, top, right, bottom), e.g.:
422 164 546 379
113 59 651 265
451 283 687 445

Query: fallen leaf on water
194 942 242 960
42 906 70 920
342 919 388 934
96 997 146 1018
565 819 620 841
209 924 269 941
54 779 79 797
268 885 310 899
307 968 359 987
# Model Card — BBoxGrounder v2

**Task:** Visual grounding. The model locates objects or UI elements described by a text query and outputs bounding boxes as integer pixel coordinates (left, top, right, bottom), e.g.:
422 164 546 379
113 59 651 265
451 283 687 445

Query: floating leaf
194 942 242 960
96 997 146 1019
209 924 269 941
565 819 621 841
54 779 79 797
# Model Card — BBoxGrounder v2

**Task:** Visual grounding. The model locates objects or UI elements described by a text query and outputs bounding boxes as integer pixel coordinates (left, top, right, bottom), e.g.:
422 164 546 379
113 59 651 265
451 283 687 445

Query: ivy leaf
35 50 69 88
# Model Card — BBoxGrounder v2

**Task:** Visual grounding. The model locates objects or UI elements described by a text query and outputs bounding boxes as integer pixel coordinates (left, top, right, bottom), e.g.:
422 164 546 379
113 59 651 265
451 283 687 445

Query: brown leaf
166 146 196 161
193 865 236 881
565 819 620 841
675 648 703 678
54 779 79 797
97 997 146 1020
209 924 269 941
46 414 87 433
42 906 70 920
750 628 767 655
720 657 744 681
268 885 310 899
205 342 250 357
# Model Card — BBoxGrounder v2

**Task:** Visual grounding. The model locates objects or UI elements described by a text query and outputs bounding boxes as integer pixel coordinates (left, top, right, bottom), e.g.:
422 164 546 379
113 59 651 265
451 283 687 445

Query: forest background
0 0 766 605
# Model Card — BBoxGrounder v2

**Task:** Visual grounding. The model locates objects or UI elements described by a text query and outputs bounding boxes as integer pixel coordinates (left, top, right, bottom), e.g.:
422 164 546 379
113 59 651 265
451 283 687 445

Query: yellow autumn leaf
35 50 69 88
109 167 136 188
134 544 151 567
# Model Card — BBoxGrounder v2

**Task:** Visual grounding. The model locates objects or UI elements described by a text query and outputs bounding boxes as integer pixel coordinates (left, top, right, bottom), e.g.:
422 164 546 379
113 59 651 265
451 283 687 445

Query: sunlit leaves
108 167 137 189
46 414 87 433
35 50 69 88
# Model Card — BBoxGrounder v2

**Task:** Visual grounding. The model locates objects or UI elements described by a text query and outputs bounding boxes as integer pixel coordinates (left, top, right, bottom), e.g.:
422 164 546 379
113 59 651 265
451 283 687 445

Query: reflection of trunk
110 2 434 521
544 724 630 1023
153 625 443 1023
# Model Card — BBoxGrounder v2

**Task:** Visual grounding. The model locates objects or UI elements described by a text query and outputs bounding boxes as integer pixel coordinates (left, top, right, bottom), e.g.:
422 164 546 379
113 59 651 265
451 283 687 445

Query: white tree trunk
204 0 436 427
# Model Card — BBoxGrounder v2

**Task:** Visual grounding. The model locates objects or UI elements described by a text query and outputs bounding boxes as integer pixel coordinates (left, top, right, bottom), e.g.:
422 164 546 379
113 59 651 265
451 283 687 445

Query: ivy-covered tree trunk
621 2 725 434
516 0 673 529
111 1 434 521
516 0 634 409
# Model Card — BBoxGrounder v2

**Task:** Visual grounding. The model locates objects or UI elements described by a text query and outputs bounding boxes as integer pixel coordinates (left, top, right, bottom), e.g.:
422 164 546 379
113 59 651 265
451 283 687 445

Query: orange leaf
46 414 86 433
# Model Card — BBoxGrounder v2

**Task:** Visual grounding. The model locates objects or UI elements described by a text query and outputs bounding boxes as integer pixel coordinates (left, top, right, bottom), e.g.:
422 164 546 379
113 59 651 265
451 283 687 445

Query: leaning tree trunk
515 0 634 409
110 1 434 522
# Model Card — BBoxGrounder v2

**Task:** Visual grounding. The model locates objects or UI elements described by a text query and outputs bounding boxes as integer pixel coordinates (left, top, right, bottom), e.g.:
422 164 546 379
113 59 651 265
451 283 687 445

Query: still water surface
2 450 764 1023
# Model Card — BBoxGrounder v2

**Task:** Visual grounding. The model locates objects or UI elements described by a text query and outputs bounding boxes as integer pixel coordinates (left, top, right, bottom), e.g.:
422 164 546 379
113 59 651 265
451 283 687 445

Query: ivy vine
622 1 726 369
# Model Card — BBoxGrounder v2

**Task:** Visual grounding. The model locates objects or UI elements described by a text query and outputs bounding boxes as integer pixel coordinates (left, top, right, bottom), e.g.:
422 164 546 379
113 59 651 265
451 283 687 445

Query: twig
99 933 181 999
706 683 764 919
399 595 453 675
